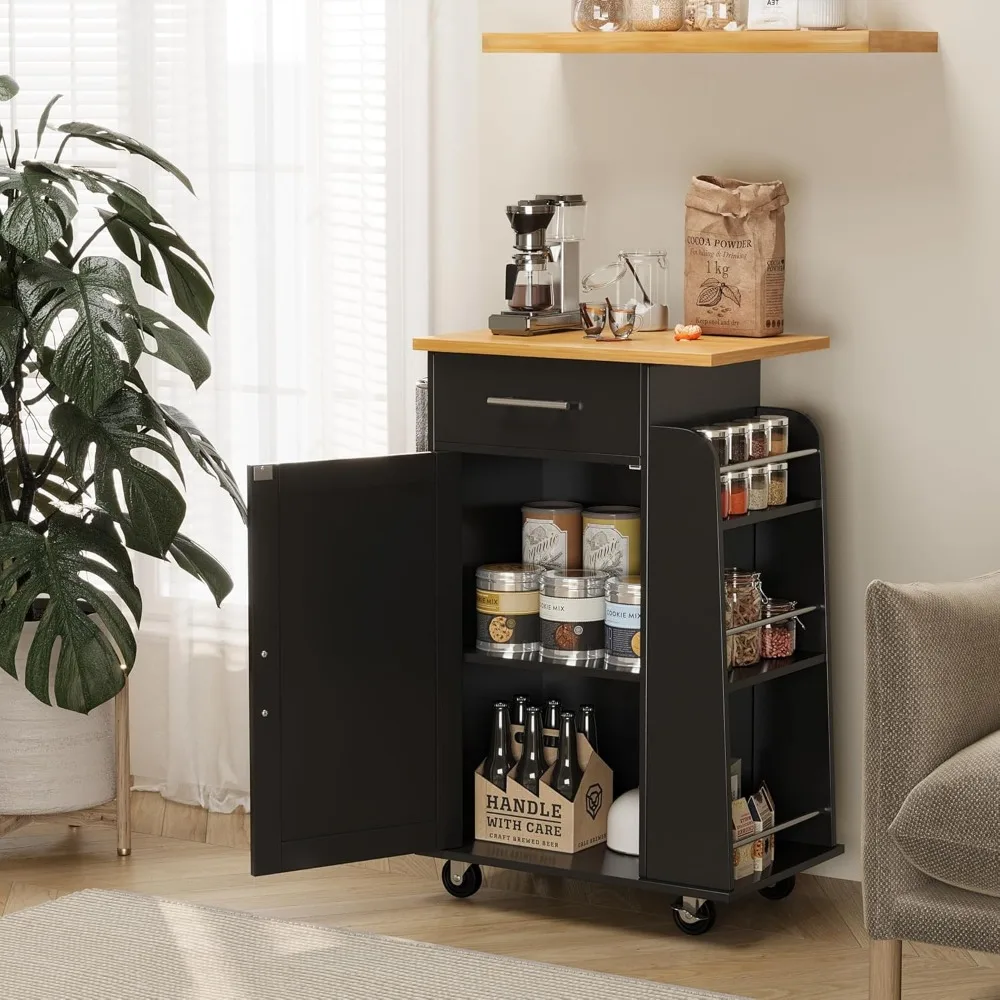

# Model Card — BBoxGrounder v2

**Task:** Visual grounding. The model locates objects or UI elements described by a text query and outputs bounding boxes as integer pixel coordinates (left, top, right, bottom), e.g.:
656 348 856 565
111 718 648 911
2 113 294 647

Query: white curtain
0 0 427 812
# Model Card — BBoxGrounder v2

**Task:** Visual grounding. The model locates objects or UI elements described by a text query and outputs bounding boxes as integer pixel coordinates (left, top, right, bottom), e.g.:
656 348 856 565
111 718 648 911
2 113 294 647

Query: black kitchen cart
247 329 842 935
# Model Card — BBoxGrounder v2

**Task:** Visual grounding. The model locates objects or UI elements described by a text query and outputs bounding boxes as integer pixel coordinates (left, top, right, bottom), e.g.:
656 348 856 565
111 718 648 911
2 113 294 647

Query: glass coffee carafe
507 252 555 313
583 250 670 331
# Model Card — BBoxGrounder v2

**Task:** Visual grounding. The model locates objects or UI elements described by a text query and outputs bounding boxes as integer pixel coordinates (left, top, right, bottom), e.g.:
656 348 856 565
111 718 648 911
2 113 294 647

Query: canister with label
605 576 641 673
475 564 542 656
582 506 641 577
522 501 582 571
540 569 608 663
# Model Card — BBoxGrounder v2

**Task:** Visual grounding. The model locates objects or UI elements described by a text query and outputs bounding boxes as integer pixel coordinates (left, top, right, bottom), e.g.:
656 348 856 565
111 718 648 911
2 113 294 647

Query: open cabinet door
248 453 462 876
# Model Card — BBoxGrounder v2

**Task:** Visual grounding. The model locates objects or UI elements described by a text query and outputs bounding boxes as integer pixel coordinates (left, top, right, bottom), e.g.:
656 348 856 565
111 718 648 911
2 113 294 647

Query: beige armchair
864 574 1000 1000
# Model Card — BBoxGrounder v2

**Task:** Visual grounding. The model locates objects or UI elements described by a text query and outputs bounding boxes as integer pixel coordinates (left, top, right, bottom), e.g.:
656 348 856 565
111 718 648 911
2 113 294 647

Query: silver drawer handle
486 397 581 412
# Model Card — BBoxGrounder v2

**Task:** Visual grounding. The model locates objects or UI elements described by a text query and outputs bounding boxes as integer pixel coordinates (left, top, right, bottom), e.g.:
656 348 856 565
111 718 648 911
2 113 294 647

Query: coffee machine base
488 310 582 337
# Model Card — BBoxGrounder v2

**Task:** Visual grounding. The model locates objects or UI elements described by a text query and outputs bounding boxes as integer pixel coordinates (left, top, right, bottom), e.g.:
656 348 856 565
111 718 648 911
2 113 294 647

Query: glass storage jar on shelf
583 251 670 331
727 470 749 518
726 569 762 668
746 419 769 461
726 421 750 465
631 0 685 31
699 426 727 467
762 414 790 456
767 462 789 507
748 467 768 512
720 473 731 520
762 599 798 659
573 0 631 31
686 0 740 30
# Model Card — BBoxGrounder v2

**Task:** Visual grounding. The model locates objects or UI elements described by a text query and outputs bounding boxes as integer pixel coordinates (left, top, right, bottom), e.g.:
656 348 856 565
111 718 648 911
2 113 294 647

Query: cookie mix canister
540 569 608 663
475 565 543 657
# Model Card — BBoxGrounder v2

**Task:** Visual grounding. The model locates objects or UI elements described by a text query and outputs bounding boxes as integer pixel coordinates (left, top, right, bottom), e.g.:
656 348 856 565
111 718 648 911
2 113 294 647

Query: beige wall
431 2 994 880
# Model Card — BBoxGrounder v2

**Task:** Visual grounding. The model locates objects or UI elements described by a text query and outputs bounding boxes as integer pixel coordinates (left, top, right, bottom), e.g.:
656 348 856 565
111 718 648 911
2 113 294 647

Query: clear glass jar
572 0 631 30
689 0 738 29
720 473 731 521
583 250 670 332
728 470 749 517
762 599 797 659
725 569 762 667
726 422 750 465
699 426 727 467
748 467 768 512
631 0 685 31
767 462 789 507
762 414 790 457
747 419 769 461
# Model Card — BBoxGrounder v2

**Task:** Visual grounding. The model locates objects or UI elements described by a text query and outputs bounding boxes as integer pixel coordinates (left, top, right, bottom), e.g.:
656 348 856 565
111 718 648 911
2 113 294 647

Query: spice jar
748 467 768 512
476 564 543 656
726 422 750 465
631 0 684 29
762 599 797 659
725 569 762 668
605 576 641 672
728 470 749 518
572 0 631 30
699 426 728 468
540 569 608 663
583 506 641 576
762 414 790 457
522 501 583 571
747 419 768 461
720 473 731 521
767 462 789 506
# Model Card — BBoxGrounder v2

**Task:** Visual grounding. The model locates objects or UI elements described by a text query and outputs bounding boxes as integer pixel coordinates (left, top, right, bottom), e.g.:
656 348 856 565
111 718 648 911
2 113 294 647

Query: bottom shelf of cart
433 840 844 902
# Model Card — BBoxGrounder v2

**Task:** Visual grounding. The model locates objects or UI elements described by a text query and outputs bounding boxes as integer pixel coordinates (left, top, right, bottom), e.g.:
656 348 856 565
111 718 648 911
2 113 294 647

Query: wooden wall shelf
482 30 939 56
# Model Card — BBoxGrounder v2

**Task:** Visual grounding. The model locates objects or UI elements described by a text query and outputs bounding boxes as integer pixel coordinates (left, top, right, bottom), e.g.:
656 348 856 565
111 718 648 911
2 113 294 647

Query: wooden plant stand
0 683 132 856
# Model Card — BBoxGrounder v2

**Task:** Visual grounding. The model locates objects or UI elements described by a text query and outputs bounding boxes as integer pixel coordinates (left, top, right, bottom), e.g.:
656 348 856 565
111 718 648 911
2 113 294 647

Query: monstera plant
0 75 244 715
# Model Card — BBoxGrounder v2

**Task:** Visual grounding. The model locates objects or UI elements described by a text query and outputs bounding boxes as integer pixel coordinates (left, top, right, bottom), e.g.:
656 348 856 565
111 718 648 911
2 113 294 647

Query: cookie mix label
476 588 539 648
540 594 605 654
523 520 567 570
605 601 641 662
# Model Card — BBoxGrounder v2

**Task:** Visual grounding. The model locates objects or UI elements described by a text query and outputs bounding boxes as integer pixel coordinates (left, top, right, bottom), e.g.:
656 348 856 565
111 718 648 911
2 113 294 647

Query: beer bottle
543 699 561 767
553 711 582 802
578 704 598 753
487 702 514 791
515 706 544 797
510 694 529 761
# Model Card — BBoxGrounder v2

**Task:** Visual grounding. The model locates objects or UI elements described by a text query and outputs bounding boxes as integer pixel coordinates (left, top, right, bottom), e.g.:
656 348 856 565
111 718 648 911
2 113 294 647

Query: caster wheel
759 876 796 901
441 861 483 899
672 900 716 936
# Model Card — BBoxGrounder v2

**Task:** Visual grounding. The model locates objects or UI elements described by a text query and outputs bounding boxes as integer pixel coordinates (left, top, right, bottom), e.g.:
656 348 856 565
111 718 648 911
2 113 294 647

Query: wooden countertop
413 330 830 368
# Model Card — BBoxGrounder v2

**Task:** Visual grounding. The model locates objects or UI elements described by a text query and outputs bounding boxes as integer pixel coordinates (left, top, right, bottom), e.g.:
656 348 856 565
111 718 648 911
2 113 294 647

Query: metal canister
540 569 608 663
475 564 542 656
605 576 641 673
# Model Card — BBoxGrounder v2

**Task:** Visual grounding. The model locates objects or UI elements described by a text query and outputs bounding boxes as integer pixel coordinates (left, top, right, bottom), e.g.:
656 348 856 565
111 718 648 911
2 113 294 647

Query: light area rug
0 889 750 1000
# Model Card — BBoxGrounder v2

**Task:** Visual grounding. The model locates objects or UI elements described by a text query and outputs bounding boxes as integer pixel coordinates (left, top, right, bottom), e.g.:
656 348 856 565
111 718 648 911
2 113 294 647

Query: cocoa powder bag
684 176 788 338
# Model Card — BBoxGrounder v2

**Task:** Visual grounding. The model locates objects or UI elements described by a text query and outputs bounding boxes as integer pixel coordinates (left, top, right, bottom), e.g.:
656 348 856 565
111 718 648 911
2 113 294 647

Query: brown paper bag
684 176 788 338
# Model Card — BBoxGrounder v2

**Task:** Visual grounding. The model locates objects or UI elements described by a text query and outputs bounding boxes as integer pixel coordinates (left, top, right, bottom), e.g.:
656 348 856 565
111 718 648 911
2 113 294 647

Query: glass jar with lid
767 462 789 506
687 0 739 30
725 569 762 667
726 421 750 465
572 0 631 30
728 470 749 518
762 599 798 659
631 0 685 31
699 426 727 467
748 467 768 512
720 473 731 521
762 414 790 456
747 419 769 461
583 251 670 331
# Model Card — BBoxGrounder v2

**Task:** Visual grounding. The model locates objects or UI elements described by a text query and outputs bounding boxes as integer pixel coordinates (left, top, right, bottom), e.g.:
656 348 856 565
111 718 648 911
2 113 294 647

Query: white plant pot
0 622 115 815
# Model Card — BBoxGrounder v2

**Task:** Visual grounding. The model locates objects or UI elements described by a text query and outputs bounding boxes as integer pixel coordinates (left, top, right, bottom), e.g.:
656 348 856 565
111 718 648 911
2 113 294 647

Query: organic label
523 520 568 570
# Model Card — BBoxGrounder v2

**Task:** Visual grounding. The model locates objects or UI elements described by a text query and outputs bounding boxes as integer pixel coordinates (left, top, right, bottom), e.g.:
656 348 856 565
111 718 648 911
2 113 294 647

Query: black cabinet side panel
647 362 760 428
643 426 732 891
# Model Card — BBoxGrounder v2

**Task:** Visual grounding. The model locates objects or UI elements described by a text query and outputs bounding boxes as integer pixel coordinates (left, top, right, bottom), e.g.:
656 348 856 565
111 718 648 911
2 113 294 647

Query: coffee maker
489 194 587 336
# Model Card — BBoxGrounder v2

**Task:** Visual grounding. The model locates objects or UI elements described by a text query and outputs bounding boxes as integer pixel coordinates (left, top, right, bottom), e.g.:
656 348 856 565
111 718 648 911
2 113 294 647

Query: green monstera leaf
51 388 186 558
168 532 234 605
0 75 19 102
0 515 141 714
0 163 78 260
0 304 23 382
139 307 211 388
18 256 143 414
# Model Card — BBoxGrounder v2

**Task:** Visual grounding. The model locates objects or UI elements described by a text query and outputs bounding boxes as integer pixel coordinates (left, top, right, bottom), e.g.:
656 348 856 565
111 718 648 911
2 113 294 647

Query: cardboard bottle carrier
475 732 612 855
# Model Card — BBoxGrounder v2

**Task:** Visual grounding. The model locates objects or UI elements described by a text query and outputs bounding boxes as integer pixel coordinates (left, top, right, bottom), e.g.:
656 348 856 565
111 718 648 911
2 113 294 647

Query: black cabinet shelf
722 499 821 531
728 653 827 691
464 648 641 682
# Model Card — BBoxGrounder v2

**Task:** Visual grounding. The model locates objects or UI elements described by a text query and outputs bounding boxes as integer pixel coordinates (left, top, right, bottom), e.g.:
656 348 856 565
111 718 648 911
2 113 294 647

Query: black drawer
431 354 643 462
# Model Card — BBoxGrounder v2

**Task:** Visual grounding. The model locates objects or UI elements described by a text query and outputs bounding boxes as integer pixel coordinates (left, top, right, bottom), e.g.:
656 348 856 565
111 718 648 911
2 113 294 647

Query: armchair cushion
890 728 1000 898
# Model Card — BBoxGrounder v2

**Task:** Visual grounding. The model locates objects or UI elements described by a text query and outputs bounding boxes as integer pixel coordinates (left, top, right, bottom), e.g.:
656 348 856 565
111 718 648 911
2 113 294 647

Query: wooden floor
2 820 1000 999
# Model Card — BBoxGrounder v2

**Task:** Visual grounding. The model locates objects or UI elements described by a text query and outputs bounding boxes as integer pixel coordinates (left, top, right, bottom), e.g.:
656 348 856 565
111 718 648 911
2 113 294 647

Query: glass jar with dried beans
767 462 789 506
747 419 769 461
726 569 762 668
728 470 749 518
726 422 750 465
762 414 790 457
748 467 768 512
762 599 798 659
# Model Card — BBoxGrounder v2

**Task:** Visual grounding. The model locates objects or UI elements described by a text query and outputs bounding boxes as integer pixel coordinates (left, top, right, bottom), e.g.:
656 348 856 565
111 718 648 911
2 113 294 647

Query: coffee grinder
489 194 587 336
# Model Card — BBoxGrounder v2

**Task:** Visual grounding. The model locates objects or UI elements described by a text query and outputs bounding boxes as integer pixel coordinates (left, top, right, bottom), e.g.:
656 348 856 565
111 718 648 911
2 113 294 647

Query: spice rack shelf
248 346 840 932
729 652 827 692
721 448 818 474
482 30 939 56
464 648 641 682
722 499 821 530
